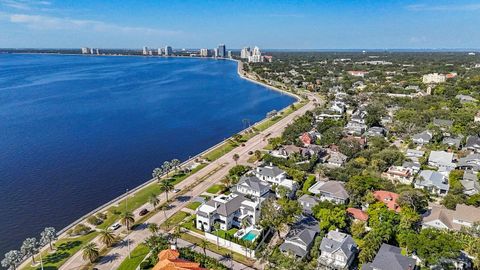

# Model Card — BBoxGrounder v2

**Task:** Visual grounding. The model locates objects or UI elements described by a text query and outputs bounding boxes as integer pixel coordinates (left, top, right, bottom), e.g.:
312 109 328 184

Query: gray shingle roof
237 175 270 193
320 231 357 259
256 165 284 178
417 170 449 191
457 154 480 171
204 194 247 216
362 243 416 270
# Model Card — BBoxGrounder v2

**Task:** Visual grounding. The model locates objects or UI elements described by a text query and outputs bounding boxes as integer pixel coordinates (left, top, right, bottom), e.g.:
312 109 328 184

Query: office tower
228 51 232 58
248 46 263 63
200 48 209 57
240 47 251 59
214 48 219 58
165 46 173 56
81 47 89 54
217 44 226 58
90 48 95 54
96 49 99 55
142 46 148 55
158 48 162 55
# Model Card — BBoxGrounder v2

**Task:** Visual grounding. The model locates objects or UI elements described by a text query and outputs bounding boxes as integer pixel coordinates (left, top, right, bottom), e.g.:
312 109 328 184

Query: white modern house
196 193 260 232
233 175 271 199
254 165 298 196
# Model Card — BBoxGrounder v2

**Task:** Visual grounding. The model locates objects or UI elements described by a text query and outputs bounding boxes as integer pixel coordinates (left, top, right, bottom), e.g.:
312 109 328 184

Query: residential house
196 193 260 232
457 153 480 171
460 170 480 196
402 161 421 173
442 137 462 149
433 118 453 130
233 175 271 199
373 190 401 212
362 243 417 270
382 166 414 185
412 131 433 145
279 216 320 258
465 135 480 153
422 203 480 231
346 208 369 222
300 132 314 146
406 149 425 160
326 151 348 167
428 151 455 172
415 170 449 196
365 126 386 137
318 230 358 269
455 94 477 103
152 247 207 270
308 181 349 204
298 194 320 214
345 121 368 136
270 145 310 159
254 165 298 195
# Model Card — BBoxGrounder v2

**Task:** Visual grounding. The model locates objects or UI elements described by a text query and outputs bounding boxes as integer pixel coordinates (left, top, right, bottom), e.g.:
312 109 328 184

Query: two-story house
422 203 480 231
318 230 358 269
254 165 298 195
362 243 417 270
279 216 320 258
232 174 271 199
308 181 349 204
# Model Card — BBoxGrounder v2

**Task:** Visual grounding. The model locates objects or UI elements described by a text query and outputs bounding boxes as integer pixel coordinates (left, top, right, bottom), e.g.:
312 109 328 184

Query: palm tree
159 204 169 220
241 218 250 229
199 239 208 256
82 243 99 263
1 250 22 270
224 252 233 269
221 177 233 190
213 222 221 250
171 159 181 173
254 150 262 161
152 167 163 183
232 154 240 165
149 193 160 210
160 179 174 202
171 225 181 245
161 161 171 176
40 227 57 251
148 223 159 235
99 229 116 247
20 238 38 265
120 211 135 231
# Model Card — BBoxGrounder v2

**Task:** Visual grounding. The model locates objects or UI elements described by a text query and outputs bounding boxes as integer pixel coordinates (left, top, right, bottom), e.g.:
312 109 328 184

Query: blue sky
0 0 479 49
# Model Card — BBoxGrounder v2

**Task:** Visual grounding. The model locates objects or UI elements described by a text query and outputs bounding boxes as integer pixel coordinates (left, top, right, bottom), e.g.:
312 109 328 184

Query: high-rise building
158 48 163 55
142 46 148 55
240 47 251 59
81 47 89 54
227 51 232 58
90 48 95 54
248 46 263 63
214 48 219 58
165 46 173 56
200 48 210 57
217 44 226 58
96 49 100 55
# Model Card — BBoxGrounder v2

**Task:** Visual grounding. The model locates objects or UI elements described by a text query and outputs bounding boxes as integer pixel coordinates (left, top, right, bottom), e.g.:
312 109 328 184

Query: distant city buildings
241 46 268 63
81 47 89 54
142 46 148 55
165 46 173 56
199 48 210 57
240 47 251 59
217 44 226 58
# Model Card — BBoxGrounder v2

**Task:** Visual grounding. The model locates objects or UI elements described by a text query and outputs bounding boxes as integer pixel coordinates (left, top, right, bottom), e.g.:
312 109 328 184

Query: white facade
199 48 209 57
422 73 446 84
142 46 148 55
240 47 251 59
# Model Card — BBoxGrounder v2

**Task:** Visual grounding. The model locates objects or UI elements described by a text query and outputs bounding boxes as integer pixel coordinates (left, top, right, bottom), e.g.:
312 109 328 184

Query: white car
110 222 121 230
173 188 181 193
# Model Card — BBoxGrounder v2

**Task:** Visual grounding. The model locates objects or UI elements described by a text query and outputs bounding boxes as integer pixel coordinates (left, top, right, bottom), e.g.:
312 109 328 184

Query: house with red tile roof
347 208 369 222
152 247 206 270
373 190 401 213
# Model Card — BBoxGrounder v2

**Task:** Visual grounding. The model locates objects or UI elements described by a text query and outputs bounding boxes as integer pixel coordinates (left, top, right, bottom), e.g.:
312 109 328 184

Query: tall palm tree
159 179 174 202
40 227 57 251
99 229 116 247
232 154 240 165
152 167 163 183
148 223 159 235
20 238 38 265
221 177 233 190
82 243 99 263
171 225 181 245
161 161 171 176
149 193 160 210
224 252 233 269
199 239 208 256
171 159 180 173
120 211 135 231
159 204 169 220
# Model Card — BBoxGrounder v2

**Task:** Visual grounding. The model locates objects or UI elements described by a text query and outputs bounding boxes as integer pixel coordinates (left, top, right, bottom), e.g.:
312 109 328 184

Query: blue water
242 231 258 241
0 54 294 256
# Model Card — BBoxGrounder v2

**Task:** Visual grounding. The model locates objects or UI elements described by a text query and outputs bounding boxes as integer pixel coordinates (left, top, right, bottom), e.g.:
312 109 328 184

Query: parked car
173 188 181 193
110 222 121 230
248 151 253 155
139 208 149 216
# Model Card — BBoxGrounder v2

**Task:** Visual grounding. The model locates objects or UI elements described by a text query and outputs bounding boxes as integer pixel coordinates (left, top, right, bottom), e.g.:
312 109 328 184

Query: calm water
0 54 294 256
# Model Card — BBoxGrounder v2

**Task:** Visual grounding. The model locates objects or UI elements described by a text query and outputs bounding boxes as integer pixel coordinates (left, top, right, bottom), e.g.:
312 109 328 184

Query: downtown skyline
0 0 480 49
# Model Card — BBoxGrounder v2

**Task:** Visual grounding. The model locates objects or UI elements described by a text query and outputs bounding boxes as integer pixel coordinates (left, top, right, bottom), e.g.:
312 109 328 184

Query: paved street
60 93 319 270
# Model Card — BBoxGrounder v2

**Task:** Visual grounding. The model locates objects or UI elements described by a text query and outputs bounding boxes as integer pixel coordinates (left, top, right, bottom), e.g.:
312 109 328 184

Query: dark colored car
139 208 149 216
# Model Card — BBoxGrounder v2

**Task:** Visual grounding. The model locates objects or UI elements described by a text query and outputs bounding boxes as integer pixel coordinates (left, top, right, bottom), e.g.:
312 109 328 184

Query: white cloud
0 0 51 10
406 3 480 11
5 13 181 36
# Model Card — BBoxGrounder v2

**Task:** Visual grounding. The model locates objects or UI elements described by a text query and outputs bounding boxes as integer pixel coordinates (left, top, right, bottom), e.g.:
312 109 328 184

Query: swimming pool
242 231 258 242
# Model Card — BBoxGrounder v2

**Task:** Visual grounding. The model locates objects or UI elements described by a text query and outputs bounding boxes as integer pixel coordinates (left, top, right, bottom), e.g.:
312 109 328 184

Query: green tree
82 243 99 263
397 190 428 213
148 223 159 235
232 154 240 165
99 229 116 247
1 250 22 270
40 227 57 251
20 238 38 265
160 179 174 202
149 193 160 210
120 211 135 231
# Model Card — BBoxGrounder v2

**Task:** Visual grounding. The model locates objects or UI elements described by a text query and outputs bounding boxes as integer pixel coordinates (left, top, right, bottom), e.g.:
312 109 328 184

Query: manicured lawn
204 140 238 162
98 164 206 230
160 211 190 230
181 215 204 234
179 233 254 266
186 201 202 210
22 232 99 270
117 244 149 270
213 228 239 239
206 184 223 194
